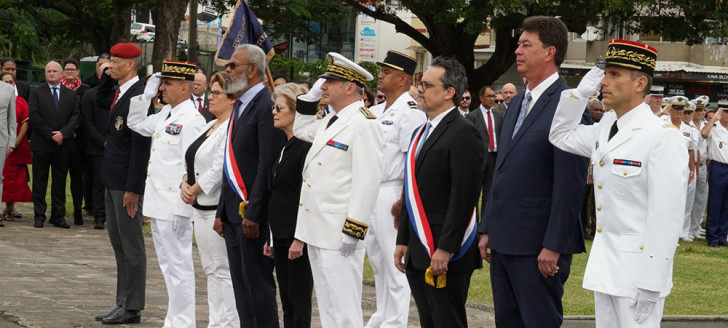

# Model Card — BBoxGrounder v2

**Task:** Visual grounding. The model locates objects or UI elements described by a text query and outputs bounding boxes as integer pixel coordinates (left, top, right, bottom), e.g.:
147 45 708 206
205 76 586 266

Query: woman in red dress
1 72 32 221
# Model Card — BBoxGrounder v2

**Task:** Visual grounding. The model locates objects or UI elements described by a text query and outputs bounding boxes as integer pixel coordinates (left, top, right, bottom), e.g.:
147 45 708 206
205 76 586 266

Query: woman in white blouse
180 71 239 326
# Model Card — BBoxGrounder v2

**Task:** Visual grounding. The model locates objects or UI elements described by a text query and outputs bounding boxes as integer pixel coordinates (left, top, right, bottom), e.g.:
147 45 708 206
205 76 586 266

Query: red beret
110 43 142 58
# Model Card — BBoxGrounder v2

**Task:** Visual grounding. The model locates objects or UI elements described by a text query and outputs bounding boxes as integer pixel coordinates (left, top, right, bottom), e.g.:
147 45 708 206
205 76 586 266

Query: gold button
623 171 627 176
599 161 604 167
167 141 170 144
307 183 311 187
318 162 322 165
156 135 159 139
597 227 602 233
299 202 303 206
597 206 601 211
148 160 151 164
168 187 172 190
152 148 155 151
303 178 306 182
640 245 644 250
147 173 150 177
597 184 602 189
305 208 309 211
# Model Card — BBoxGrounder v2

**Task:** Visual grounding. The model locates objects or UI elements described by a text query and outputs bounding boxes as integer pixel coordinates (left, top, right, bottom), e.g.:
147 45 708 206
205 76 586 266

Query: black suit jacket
267 137 312 241
191 93 214 122
81 87 109 156
216 86 286 224
480 77 588 256
83 74 100 88
98 75 150 194
28 84 79 152
467 105 504 151
396 109 484 273
16 80 29 101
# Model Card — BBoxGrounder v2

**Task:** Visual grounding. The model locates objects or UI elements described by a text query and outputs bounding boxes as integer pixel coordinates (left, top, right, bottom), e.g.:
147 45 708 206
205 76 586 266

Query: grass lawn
363 239 728 315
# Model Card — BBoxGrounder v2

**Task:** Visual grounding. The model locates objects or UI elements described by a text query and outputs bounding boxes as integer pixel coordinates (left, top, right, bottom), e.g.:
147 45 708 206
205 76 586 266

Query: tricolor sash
223 102 249 217
403 123 478 288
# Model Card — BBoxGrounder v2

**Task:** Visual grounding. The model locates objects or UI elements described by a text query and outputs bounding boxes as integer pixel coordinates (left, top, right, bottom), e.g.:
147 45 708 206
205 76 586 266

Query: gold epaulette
407 101 418 109
342 217 369 240
359 107 376 119
662 123 678 129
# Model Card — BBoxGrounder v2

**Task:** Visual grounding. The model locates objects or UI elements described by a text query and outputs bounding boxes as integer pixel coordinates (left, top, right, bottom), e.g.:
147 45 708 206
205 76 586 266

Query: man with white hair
493 83 517 117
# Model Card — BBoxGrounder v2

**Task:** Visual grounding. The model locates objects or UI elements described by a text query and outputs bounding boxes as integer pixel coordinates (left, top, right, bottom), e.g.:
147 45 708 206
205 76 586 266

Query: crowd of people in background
1 14 728 328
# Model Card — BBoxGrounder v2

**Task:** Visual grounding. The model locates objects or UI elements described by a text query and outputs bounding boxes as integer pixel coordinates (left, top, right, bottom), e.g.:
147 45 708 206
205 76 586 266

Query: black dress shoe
720 240 728 247
101 309 140 324
709 243 720 248
94 218 105 230
74 213 83 225
34 219 44 228
53 219 70 229
95 306 122 321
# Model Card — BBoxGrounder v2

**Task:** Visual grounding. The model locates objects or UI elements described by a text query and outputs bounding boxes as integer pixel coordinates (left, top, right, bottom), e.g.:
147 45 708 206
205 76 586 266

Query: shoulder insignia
663 123 677 129
360 107 376 119
407 101 418 109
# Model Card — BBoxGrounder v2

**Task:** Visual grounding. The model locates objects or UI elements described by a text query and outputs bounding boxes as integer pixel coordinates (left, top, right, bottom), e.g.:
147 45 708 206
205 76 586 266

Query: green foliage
248 0 353 44
357 60 379 93
0 7 45 61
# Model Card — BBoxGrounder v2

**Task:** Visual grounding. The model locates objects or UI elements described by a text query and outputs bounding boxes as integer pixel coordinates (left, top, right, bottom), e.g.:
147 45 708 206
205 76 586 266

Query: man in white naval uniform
127 60 206 328
292 52 383 328
690 97 710 239
365 50 425 328
549 39 687 327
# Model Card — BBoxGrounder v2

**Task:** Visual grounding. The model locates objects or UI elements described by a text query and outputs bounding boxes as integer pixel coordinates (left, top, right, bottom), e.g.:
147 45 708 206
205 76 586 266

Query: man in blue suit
478 16 588 327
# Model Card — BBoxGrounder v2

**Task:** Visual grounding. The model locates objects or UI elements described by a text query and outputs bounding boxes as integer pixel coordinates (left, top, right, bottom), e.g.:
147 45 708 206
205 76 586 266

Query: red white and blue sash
223 104 248 205
403 123 477 261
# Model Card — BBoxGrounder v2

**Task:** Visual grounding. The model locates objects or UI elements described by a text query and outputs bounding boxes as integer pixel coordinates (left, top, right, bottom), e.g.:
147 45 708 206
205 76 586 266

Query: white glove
339 233 359 257
298 78 325 102
574 66 604 99
142 72 162 102
629 288 660 323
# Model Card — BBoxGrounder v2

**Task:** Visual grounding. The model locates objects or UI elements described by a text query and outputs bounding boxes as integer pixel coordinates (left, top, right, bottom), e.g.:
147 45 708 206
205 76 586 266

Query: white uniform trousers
594 292 664 328
691 163 709 235
365 182 410 328
308 244 365 328
152 216 196 328
192 209 239 328
681 177 697 238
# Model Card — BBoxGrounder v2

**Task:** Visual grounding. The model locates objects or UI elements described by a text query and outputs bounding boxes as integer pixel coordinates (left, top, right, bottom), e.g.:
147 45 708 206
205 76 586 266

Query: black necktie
326 115 338 129
608 121 619 141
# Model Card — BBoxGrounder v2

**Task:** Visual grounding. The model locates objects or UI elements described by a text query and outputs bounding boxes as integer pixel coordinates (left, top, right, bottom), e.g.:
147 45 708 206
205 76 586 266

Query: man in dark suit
81 62 112 229
93 43 150 325
217 44 284 327
479 16 588 327
394 56 484 328
191 72 214 122
28 61 79 229
1 57 30 101
82 53 110 88
468 85 504 210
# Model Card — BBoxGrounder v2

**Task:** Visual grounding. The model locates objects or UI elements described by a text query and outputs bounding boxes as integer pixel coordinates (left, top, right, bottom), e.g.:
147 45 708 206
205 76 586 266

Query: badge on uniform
613 159 641 167
165 123 183 135
683 131 690 138
381 120 394 125
114 116 124 131
326 139 349 151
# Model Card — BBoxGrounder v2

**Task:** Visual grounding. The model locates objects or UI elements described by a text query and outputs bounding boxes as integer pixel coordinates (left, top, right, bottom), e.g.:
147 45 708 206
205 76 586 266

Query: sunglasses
495 100 504 104
377 95 385 99
462 96 471 100
225 62 251 70
272 104 288 113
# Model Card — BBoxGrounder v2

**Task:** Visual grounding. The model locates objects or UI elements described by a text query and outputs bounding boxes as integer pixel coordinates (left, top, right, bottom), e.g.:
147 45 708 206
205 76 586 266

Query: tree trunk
110 0 133 44
151 0 188 71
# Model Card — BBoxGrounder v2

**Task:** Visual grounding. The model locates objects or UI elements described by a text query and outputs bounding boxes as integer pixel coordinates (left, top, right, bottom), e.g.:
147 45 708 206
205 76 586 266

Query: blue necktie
512 92 532 138
52 87 59 109
415 122 432 158
233 99 242 122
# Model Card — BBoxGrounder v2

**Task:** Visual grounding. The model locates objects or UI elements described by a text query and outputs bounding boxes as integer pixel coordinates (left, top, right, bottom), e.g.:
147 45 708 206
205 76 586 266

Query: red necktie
486 109 495 152
110 88 120 111
197 97 203 114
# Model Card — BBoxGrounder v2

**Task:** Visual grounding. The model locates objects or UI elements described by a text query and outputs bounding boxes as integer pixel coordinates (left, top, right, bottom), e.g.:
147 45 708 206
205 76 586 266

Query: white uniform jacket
184 118 228 207
127 95 206 220
293 99 383 250
549 90 688 298
368 92 426 183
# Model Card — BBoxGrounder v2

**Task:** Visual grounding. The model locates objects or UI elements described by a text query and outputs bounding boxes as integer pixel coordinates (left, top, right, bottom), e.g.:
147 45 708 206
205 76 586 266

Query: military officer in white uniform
690 96 710 239
292 53 383 328
549 39 688 327
680 100 701 242
127 60 206 328
365 50 425 328
700 102 728 247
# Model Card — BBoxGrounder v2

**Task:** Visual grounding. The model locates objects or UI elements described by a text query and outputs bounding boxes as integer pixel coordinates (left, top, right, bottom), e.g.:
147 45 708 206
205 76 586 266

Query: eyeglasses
377 95 385 99
495 100 504 104
209 90 226 99
417 81 450 90
225 62 251 70
462 96 471 101
272 104 288 113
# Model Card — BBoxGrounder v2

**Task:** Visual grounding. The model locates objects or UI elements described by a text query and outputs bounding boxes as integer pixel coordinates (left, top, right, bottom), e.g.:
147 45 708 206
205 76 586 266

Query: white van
131 22 155 42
